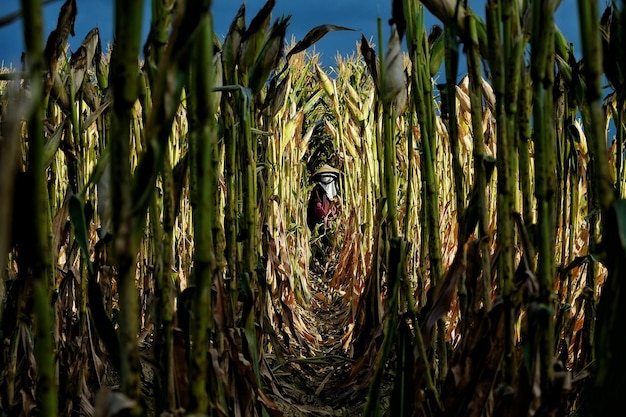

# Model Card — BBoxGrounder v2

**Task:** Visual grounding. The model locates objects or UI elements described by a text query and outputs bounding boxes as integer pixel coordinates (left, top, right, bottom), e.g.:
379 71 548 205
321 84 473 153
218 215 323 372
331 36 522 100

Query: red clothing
314 189 330 218
307 184 334 231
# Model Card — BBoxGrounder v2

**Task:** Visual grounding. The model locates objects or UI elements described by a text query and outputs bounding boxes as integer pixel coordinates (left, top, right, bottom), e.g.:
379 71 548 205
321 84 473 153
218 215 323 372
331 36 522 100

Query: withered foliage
1 1 626 417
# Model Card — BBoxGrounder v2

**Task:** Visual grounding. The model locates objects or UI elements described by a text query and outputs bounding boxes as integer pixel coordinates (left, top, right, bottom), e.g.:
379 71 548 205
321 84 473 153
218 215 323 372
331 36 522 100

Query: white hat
313 164 340 177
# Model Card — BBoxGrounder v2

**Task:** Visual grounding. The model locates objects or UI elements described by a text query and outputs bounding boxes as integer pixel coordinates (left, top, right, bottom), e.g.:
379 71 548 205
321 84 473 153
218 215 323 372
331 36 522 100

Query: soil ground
265 256 391 416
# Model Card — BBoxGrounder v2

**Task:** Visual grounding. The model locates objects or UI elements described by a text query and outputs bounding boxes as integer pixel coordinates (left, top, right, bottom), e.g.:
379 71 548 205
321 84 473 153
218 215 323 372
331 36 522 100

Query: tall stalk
381 21 400 239
405 0 446 383
363 19 406 416
145 0 177 413
443 22 464 235
518 66 534 228
530 0 557 395
20 0 57 414
109 0 144 407
222 6 245 309
466 13 492 312
442 14 469 332
485 0 516 386
187 6 218 412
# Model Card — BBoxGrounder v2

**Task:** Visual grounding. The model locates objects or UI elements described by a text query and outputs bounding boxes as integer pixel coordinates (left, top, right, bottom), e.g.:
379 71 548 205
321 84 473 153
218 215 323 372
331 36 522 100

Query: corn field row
1 0 625 416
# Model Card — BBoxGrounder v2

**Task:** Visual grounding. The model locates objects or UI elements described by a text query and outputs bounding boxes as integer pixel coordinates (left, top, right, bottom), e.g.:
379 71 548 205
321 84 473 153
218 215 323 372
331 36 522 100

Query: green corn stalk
187 7 219 412
362 20 405 416
222 96 239 306
442 15 470 332
109 0 145 408
381 22 401 239
363 238 403 417
519 62 534 229
20 0 57 414
144 0 176 88
502 0 524 218
408 2 439 270
149 174 176 415
485 0 516 386
442 22 464 235
143 2 177 414
466 13 492 312
530 0 558 396
240 88 256 293
406 3 446 384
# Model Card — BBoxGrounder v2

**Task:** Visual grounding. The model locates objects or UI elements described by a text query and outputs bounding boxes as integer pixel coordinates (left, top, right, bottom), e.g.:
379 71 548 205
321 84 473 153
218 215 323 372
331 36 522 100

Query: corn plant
2 0 626 416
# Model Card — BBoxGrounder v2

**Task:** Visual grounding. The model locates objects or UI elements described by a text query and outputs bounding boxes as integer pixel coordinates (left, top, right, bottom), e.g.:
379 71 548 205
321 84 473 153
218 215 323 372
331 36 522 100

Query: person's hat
313 164 340 177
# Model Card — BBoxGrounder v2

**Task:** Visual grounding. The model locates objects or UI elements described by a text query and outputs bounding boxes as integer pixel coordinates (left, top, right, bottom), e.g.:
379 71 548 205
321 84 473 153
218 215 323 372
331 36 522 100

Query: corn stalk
144 0 178 413
187 4 220 413
20 0 57 415
109 0 145 407
530 0 558 397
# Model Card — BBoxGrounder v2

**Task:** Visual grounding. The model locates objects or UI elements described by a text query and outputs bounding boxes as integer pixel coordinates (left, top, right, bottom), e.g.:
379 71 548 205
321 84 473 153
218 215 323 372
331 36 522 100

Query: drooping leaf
43 0 77 75
0 0 63 27
286 24 356 60
51 191 70 255
422 242 467 346
265 72 291 118
360 34 378 90
68 194 94 276
43 117 67 168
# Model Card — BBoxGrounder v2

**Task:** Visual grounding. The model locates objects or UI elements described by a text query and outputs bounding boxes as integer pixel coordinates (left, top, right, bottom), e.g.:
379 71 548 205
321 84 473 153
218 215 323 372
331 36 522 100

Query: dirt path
265 258 390 416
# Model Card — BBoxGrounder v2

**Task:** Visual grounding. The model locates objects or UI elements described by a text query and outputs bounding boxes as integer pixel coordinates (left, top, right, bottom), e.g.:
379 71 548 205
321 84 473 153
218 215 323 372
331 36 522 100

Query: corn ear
69 27 101 94
267 72 291 118
222 4 245 85
346 97 365 123
382 24 404 106
429 27 445 76
239 0 275 74
248 16 289 95
315 63 335 99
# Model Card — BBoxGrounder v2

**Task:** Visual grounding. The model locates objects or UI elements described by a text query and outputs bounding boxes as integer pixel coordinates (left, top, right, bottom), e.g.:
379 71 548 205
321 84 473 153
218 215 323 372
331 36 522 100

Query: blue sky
1 0 583 72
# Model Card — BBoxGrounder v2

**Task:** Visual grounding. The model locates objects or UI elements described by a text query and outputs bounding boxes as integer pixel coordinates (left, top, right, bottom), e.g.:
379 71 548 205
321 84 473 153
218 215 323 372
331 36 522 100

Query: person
307 164 340 233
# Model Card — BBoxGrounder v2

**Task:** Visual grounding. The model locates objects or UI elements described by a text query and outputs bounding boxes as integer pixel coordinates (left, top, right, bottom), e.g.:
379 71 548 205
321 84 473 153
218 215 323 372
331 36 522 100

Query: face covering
318 173 338 200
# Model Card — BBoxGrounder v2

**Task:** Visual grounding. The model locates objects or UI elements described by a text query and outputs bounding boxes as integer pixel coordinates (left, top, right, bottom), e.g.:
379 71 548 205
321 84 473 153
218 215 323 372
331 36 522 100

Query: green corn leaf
68 194 94 276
